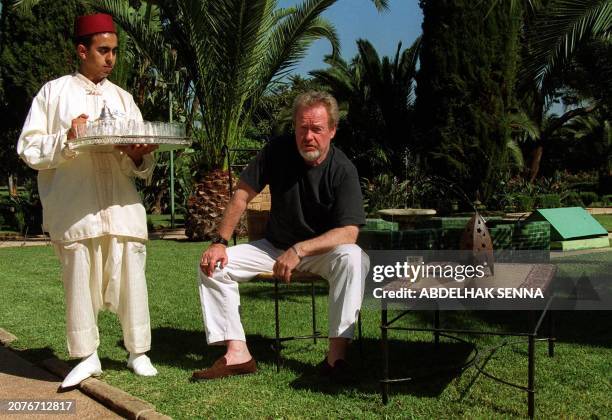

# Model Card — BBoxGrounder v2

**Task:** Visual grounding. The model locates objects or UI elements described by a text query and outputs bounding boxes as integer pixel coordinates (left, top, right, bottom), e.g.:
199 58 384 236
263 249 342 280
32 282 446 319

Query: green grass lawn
593 214 612 232
1 241 611 418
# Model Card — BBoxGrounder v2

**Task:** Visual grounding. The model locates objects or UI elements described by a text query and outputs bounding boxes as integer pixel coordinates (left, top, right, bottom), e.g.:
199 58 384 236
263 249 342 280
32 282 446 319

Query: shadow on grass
409 310 612 348
110 328 315 373
103 326 472 398
288 337 473 397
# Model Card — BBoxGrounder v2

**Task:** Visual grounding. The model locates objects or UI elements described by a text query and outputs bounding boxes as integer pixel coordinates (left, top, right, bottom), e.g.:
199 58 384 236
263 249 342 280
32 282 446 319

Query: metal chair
256 271 328 372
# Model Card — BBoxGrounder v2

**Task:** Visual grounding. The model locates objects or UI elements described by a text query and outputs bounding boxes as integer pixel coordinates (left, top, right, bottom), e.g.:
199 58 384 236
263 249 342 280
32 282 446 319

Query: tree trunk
8 175 17 197
150 188 165 215
529 145 544 183
528 105 597 182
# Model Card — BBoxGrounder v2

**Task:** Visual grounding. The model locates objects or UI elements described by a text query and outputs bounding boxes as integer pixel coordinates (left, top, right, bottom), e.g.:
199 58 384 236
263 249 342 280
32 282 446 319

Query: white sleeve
16 86 76 170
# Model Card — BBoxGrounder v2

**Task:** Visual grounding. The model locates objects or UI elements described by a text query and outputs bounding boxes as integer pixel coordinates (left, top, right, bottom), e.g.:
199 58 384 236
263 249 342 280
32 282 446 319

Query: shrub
537 194 561 209
361 174 411 217
563 191 584 207
571 181 598 192
514 193 535 211
602 194 612 206
598 174 612 195
579 191 599 207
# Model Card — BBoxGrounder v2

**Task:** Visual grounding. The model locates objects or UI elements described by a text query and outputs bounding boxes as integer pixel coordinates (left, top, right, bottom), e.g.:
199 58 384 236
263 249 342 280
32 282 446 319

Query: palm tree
562 114 611 176
521 0 612 89
98 0 389 239
515 0 612 180
310 38 421 178
12 0 389 239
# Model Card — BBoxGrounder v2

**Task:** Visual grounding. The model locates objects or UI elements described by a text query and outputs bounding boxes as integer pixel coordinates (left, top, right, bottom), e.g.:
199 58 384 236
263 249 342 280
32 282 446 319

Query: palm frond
9 0 42 14
262 0 339 85
508 110 541 141
525 0 612 89
87 0 177 77
370 0 389 12
506 138 525 167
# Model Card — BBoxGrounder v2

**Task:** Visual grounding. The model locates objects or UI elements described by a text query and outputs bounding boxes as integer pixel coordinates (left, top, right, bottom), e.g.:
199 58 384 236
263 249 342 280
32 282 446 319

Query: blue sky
278 0 423 76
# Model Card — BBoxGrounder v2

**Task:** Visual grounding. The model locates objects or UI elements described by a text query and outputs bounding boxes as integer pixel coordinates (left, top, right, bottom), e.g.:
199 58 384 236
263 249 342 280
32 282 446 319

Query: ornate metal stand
380 264 556 418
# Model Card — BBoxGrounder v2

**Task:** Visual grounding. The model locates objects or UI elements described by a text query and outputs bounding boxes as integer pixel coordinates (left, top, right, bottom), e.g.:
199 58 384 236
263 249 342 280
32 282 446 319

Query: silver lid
98 100 115 121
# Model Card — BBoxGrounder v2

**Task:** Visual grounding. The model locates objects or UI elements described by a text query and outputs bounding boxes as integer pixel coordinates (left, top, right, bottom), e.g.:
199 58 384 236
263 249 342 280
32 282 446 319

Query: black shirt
240 136 366 249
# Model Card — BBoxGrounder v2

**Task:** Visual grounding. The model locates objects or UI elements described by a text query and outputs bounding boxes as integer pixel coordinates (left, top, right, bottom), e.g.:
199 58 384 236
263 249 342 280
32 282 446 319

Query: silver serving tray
68 135 192 152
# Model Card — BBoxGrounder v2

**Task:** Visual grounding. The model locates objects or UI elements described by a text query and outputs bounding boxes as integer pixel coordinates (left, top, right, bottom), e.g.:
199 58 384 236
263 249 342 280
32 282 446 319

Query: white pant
54 236 151 357
198 239 370 344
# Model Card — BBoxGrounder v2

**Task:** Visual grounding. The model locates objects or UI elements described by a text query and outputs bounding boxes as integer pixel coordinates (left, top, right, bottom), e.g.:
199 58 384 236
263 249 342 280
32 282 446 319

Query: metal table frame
380 266 556 419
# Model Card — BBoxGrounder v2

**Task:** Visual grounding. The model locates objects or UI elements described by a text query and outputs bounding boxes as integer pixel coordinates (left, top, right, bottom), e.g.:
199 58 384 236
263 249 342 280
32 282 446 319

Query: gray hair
292 90 339 128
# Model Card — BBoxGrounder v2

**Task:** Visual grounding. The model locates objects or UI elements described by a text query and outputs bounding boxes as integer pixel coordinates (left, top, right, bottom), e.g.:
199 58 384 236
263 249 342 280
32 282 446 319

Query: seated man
193 91 370 381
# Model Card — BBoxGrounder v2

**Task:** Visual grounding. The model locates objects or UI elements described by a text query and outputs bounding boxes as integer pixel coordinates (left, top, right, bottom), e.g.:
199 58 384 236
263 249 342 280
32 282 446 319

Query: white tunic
17 73 155 242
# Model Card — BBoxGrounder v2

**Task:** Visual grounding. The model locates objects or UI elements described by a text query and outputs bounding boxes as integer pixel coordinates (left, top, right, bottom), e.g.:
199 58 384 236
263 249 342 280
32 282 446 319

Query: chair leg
547 310 555 357
528 332 535 418
358 311 363 360
274 277 281 373
311 279 317 344
434 309 440 349
381 305 389 404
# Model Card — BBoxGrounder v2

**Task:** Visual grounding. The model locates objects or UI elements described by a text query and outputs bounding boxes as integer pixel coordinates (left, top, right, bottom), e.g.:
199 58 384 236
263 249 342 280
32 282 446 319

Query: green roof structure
527 207 609 250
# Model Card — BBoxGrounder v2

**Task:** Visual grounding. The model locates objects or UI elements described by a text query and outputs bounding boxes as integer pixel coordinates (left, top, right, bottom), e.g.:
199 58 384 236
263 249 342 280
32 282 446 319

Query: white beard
299 148 321 162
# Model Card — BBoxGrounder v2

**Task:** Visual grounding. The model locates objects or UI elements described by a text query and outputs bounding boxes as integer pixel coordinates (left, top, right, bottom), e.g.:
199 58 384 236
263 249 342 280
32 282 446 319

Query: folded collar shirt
17 73 155 242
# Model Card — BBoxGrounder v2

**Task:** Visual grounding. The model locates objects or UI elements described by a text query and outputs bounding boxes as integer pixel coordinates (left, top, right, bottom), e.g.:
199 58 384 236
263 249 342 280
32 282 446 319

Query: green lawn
593 214 612 232
1 241 611 418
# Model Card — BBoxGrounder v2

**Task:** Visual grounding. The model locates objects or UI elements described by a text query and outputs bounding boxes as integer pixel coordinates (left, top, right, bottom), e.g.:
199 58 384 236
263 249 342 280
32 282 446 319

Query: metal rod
169 90 175 228
384 325 532 337
385 309 411 326
528 312 535 419
223 145 237 246
528 332 535 418
434 310 440 348
381 304 389 404
548 311 555 357
275 277 281 373
532 297 553 335
311 279 317 345
358 311 363 360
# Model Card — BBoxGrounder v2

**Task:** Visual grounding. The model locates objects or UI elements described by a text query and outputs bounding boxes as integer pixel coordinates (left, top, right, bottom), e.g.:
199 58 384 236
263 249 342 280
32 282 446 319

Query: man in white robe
17 13 158 388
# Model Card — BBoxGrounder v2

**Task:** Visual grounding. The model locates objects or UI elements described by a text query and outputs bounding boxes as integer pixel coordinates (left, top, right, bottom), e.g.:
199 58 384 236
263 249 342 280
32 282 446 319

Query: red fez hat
74 13 116 38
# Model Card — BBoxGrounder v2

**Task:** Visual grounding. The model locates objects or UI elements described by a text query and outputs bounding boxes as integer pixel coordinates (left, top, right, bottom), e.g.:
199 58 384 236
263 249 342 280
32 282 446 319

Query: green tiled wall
512 221 550 250
363 218 398 231
358 217 551 250
418 217 471 229
490 224 514 249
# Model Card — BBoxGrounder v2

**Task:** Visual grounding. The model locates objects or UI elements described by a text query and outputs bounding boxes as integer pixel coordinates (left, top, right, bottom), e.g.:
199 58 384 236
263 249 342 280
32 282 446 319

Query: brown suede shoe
191 357 257 381
317 358 354 384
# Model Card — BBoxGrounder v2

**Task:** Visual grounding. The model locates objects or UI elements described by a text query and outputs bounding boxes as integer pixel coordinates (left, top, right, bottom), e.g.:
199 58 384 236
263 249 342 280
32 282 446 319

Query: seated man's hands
200 244 228 277
273 248 301 283
116 144 159 166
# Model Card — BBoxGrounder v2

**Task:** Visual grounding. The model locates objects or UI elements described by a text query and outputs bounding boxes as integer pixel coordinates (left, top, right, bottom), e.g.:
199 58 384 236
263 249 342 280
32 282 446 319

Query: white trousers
54 236 151 357
198 239 370 344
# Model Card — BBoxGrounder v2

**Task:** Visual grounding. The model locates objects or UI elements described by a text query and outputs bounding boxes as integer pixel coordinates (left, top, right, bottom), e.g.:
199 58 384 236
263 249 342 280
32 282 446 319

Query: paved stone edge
0 328 170 420
41 358 171 420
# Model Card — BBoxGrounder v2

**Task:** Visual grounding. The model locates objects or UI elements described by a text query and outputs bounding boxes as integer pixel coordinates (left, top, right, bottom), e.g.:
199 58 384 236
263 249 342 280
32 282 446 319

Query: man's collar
74 72 108 95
